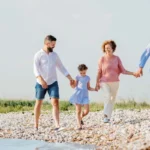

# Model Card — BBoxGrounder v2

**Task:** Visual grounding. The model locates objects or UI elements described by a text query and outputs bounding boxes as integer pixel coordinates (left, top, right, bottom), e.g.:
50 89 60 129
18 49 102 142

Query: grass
115 100 150 110
0 99 150 113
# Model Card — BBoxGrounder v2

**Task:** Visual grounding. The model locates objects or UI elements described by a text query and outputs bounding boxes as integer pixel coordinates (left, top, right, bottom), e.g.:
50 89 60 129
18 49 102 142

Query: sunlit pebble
0 111 150 149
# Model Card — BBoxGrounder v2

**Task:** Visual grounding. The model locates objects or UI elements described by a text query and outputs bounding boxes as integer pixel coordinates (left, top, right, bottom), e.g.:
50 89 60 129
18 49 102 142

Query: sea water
0 139 96 150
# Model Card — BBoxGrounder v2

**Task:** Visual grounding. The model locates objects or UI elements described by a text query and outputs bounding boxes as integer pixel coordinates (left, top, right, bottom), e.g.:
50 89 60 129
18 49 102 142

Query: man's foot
77 127 82 130
103 118 110 123
34 127 38 131
81 120 84 125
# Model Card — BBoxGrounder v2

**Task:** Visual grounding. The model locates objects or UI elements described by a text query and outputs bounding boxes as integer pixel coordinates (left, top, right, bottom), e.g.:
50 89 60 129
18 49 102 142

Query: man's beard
47 47 53 52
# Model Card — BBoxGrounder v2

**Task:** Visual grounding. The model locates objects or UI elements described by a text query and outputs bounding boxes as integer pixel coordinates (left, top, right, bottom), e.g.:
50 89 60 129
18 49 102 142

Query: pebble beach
0 110 150 150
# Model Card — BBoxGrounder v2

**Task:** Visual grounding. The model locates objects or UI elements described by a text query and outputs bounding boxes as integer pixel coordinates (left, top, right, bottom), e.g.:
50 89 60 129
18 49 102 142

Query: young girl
96 40 138 123
70 64 96 130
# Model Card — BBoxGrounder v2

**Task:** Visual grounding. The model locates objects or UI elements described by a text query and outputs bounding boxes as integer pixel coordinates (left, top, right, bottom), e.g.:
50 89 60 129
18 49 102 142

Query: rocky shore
0 110 150 150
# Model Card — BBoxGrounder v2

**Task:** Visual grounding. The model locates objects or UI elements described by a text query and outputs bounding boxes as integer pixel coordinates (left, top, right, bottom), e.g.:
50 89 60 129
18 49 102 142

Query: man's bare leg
51 98 59 128
34 100 43 129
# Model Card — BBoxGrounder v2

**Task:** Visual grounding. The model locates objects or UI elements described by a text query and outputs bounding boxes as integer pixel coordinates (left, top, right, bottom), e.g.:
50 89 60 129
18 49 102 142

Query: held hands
133 72 140 78
70 79 75 88
94 87 98 92
133 68 143 78
95 82 100 91
136 68 143 77
67 75 75 88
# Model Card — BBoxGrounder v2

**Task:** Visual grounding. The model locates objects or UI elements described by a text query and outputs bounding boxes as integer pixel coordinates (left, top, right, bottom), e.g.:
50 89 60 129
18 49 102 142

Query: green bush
0 99 149 113
59 101 72 111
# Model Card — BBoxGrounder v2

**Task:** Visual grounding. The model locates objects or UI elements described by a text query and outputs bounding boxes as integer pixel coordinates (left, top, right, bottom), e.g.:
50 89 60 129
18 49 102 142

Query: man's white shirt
34 49 69 85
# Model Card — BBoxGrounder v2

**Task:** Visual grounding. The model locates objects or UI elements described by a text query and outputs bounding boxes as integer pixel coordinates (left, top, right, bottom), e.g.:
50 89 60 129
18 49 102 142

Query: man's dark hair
78 64 88 71
44 35 57 43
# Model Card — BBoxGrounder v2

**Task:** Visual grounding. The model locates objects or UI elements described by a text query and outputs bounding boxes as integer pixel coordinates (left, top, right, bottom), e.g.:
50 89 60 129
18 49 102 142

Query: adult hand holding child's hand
70 79 75 88
95 83 100 91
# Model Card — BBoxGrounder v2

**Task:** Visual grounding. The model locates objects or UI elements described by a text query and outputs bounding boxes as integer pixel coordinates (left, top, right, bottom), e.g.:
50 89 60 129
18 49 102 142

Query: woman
96 40 137 123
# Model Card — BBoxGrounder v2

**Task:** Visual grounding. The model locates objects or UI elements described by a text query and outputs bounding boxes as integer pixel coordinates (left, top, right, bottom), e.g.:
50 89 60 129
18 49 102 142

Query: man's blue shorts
35 81 59 100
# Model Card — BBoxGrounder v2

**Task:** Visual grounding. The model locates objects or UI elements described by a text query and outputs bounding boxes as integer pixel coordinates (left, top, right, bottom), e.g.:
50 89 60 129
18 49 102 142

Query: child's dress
70 75 90 105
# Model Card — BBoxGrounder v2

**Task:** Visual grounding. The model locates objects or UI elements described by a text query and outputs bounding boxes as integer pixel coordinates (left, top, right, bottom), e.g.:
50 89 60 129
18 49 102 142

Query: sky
0 0 150 102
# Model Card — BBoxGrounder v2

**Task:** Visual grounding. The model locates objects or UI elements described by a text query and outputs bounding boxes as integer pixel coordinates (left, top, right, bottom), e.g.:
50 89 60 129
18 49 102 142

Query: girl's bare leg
81 104 89 119
75 104 82 128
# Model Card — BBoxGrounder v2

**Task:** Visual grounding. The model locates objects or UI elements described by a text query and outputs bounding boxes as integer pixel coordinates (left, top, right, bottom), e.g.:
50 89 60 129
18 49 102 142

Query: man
137 43 150 76
33 35 74 130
